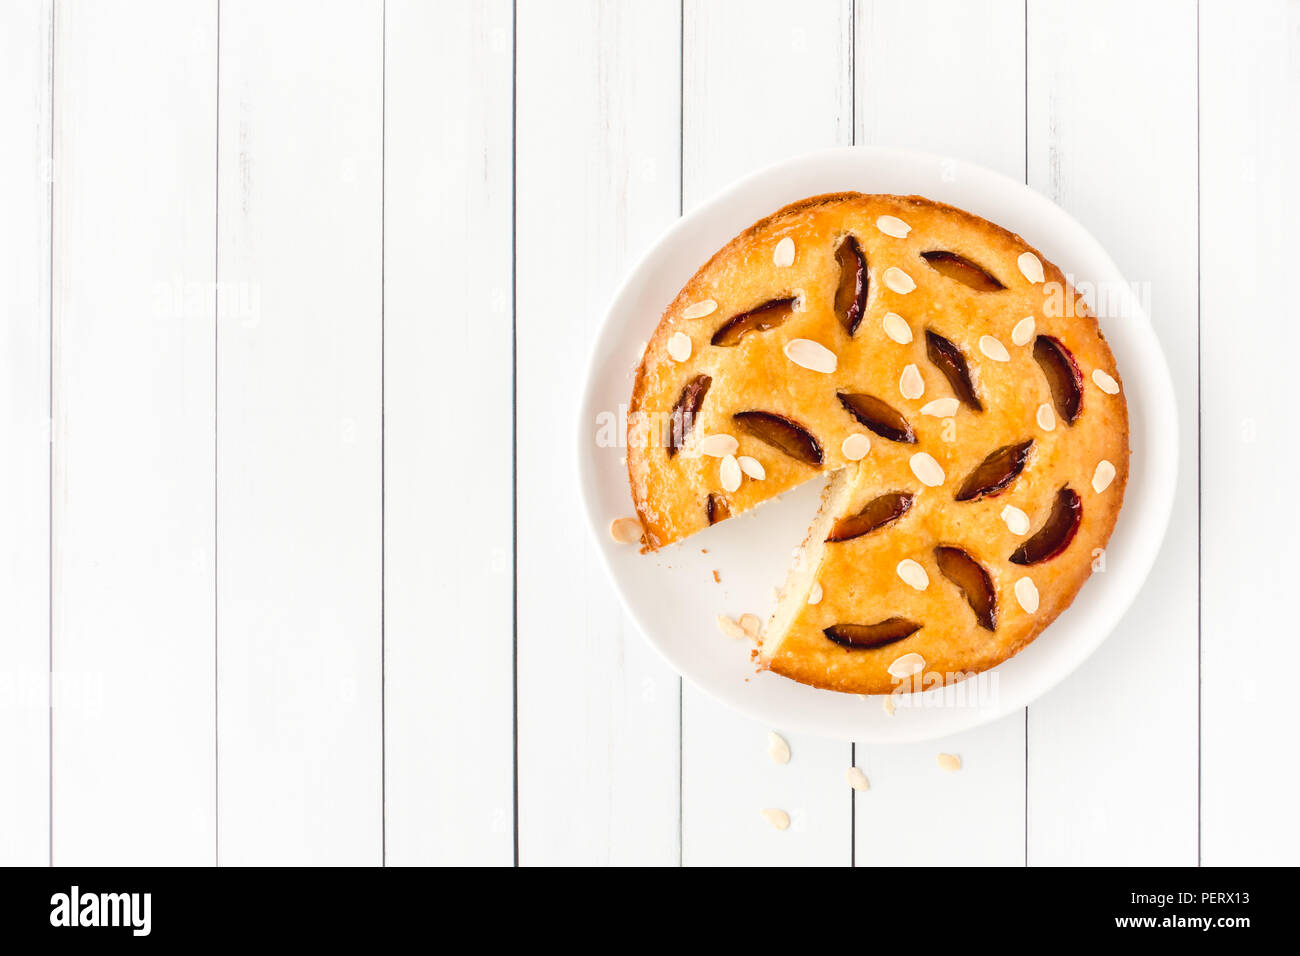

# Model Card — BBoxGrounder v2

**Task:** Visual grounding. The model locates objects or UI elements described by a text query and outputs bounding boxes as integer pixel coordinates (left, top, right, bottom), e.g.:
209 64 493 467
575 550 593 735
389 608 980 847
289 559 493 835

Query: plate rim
574 145 1179 743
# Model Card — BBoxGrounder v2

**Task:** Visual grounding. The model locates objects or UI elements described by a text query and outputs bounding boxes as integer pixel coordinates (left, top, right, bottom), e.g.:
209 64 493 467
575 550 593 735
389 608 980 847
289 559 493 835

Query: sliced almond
1036 402 1057 432
761 808 791 831
896 558 929 591
841 432 871 461
899 363 925 400
937 753 962 772
807 581 823 605
773 236 795 268
882 311 913 344
882 695 896 717
740 613 763 640
783 337 838 373
882 266 916 294
979 335 1010 362
682 298 718 320
846 767 870 791
716 614 746 639
698 433 738 457
1018 251 1045 284
609 517 643 544
666 331 692 362
1092 369 1120 394
1000 505 1030 535
887 652 925 679
876 215 911 238
737 455 765 480
720 454 742 493
1014 576 1040 613
909 451 945 487
1011 315 1035 346
1092 459 1116 493
767 731 791 765
920 397 959 418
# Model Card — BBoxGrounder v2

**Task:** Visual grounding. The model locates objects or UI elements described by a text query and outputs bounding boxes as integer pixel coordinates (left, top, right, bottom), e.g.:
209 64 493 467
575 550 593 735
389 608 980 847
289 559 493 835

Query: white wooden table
1 0 1295 867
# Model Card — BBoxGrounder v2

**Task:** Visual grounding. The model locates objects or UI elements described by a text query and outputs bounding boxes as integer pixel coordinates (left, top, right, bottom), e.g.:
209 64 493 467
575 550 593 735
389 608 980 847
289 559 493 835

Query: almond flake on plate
767 731 791 765
1092 369 1120 394
666 331 692 362
783 338 837 373
899 363 925 400
698 433 738 457
937 753 962 772
1000 505 1030 535
761 808 790 831
846 767 870 791
882 311 913 344
737 455 765 480
876 215 911 238
720 454 742 493
1018 251 1045 284
608 517 643 544
842 433 871 461
1036 403 1056 432
920 397 959 418
1014 576 1040 614
1092 459 1116 493
772 236 795 268
909 452 945 487
896 558 929 591
715 614 746 639
1011 315 1035 346
682 299 717 320
883 266 916 294
979 335 1010 362
807 581 823 605
887 652 925 679
739 613 762 640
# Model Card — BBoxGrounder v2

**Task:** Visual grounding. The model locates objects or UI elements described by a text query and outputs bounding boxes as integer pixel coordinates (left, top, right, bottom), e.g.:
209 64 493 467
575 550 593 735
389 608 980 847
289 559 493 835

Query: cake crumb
712 569 720 583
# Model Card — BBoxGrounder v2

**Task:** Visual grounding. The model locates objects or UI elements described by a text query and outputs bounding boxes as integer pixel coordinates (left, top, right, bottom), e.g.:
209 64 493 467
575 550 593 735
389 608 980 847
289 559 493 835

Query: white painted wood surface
1 0 1293 866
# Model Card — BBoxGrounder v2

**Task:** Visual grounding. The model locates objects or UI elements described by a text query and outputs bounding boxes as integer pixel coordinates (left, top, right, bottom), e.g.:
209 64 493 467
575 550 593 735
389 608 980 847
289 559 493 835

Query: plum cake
627 193 1129 695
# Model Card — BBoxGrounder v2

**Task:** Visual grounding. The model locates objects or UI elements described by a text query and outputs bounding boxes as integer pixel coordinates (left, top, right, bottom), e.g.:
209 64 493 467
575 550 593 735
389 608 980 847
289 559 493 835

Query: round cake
626 193 1129 694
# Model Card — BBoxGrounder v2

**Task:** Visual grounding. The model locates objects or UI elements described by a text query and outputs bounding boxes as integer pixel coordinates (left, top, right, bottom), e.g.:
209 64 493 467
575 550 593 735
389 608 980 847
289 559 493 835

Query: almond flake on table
761 808 790 831
783 338 837 373
937 753 962 772
846 767 870 791
608 517 642 544
876 215 911 238
682 299 717 320
715 615 746 640
772 236 795 267
882 311 913 344
739 613 762 640
767 731 791 765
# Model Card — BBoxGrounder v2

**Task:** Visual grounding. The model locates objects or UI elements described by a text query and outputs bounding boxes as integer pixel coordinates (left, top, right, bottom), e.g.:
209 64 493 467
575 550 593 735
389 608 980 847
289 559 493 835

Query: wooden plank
1198 0 1300 865
515 0 682 865
216 0 382 865
1025 0 1198 865
0 0 52 867
853 0 1027 866
382 0 515 866
681 0 854 867
50 0 216 865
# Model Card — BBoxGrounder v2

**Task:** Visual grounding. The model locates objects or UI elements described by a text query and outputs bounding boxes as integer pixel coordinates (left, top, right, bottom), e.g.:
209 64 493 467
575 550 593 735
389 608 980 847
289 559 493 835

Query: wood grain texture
1025 0 1198 865
854 0 1027 866
50 0 216 865
515 0 682 865
216 0 382 865
681 0 854 867
0 0 52 867
1198 0 1300 866
382 0 515 866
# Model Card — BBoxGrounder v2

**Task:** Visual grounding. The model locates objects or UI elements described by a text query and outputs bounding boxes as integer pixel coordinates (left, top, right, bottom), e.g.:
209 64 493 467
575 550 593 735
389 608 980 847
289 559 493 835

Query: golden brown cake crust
626 193 1129 694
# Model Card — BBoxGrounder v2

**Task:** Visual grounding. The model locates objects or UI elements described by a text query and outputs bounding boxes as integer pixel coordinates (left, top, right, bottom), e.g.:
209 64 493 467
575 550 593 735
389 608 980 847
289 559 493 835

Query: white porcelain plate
576 147 1177 743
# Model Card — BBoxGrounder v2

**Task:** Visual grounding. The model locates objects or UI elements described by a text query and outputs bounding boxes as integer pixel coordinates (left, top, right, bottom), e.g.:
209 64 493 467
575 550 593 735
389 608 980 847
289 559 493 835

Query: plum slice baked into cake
626 193 1129 695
